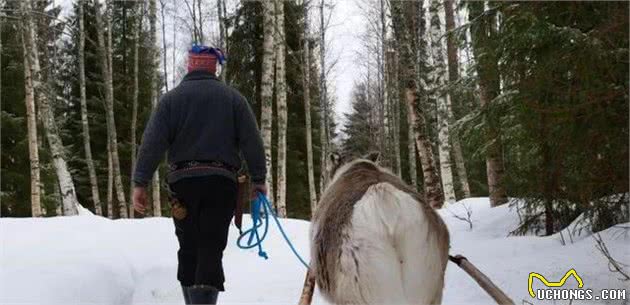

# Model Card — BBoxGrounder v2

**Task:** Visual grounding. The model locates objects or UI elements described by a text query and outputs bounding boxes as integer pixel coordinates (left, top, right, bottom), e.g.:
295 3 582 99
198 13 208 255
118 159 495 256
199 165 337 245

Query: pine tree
468 1 507 207
443 0 470 198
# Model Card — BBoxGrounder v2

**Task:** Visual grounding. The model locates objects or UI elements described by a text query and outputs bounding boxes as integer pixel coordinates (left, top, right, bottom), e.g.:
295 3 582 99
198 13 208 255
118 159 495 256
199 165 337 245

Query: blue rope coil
236 192 310 268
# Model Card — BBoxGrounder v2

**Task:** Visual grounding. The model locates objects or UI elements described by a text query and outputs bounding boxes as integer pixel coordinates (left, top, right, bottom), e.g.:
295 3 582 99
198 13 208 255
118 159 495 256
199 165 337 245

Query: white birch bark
149 0 162 216
96 0 127 218
302 0 318 215
274 0 288 218
20 23 42 217
261 0 276 200
21 0 80 216
79 2 102 216
444 0 471 198
129 3 143 218
391 0 444 208
318 0 329 193
429 0 456 204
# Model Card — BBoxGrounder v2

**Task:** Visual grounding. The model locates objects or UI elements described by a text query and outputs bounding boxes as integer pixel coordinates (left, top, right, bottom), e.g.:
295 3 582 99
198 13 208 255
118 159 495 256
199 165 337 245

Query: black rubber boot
189 285 219 305
181 285 192 304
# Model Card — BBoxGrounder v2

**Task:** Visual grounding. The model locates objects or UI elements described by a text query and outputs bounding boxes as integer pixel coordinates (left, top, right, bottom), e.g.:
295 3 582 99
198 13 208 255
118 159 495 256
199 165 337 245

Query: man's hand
133 187 148 215
251 183 267 200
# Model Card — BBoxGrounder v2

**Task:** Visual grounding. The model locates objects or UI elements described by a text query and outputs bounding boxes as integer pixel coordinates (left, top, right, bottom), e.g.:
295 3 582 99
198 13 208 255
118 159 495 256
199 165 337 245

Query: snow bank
1 198 628 304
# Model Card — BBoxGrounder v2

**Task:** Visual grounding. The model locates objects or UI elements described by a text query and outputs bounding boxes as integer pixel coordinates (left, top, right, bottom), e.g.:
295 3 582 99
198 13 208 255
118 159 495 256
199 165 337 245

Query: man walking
133 45 267 304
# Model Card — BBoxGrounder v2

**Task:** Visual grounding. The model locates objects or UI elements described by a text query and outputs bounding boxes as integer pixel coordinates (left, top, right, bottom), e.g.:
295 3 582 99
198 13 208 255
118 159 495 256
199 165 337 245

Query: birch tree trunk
20 24 43 217
22 0 80 216
429 0 456 204
318 0 329 193
274 0 288 217
378 0 388 166
217 0 228 82
469 2 508 207
260 0 276 201
149 0 162 216
302 0 318 215
444 0 471 198
391 0 444 208
79 2 102 216
129 4 143 218
96 0 128 218
159 0 168 91
107 138 114 218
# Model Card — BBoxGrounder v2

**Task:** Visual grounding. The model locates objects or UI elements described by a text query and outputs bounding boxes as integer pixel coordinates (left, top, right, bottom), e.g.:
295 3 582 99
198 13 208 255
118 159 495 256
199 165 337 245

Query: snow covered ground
1 198 628 305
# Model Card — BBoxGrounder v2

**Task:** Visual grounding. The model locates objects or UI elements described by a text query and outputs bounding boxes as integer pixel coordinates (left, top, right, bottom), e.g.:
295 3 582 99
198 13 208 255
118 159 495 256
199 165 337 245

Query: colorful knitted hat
187 45 226 74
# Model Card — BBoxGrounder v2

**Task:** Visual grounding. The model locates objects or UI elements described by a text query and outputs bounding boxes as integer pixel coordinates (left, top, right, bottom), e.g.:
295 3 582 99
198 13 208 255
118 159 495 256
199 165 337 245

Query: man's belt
169 160 239 173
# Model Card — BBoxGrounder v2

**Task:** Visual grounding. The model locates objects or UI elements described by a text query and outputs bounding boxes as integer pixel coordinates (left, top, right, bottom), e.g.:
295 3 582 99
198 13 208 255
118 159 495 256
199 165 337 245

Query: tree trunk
149 0 162 216
379 0 388 167
302 0 318 215
391 0 444 208
78 2 102 216
217 0 228 82
469 1 507 207
159 0 168 92
107 138 114 219
20 24 43 217
429 0 456 204
444 0 471 198
318 0 329 193
387 45 402 176
130 3 143 218
260 0 276 201
95 0 128 217
275 0 288 217
22 0 80 216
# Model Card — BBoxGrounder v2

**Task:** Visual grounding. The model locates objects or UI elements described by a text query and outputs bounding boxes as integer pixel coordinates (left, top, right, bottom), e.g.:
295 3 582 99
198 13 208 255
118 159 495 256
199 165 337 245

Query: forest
1 0 628 237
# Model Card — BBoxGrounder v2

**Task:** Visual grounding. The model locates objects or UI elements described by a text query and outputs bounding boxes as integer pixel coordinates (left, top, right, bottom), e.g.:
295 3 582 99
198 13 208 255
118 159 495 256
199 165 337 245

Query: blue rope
236 193 310 269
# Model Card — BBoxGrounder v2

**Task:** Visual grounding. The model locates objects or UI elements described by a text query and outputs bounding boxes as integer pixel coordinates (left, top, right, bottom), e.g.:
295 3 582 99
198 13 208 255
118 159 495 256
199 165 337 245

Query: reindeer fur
311 158 450 305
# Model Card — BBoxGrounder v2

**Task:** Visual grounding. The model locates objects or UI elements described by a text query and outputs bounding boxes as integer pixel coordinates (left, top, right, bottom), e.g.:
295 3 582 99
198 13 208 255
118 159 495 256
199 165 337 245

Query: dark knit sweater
133 71 266 186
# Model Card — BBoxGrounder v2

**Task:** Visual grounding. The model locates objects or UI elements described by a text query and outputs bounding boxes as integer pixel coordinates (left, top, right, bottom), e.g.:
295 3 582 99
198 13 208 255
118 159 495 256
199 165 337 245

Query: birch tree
302 0 318 215
107 139 114 218
95 0 128 218
275 0 288 217
469 1 508 207
391 0 444 208
444 0 471 198
20 20 42 217
21 0 80 216
217 0 228 82
149 0 162 216
79 1 102 216
428 0 456 204
260 0 276 200
318 0 330 193
130 3 143 218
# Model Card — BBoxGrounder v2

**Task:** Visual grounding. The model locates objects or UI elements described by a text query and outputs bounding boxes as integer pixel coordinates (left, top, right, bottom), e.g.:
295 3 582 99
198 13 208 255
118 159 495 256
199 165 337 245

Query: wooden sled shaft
449 255 515 305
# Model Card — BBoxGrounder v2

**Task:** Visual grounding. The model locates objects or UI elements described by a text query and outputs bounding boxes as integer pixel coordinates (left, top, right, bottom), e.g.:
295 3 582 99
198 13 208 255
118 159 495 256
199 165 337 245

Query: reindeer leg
298 268 316 305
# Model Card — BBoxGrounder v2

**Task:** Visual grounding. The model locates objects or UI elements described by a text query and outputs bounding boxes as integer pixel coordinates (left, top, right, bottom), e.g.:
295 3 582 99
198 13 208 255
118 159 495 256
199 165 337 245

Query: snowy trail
1 198 628 305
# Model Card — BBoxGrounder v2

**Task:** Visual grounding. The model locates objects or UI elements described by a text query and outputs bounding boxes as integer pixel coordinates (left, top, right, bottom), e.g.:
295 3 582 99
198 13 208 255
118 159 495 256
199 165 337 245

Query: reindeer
310 153 450 305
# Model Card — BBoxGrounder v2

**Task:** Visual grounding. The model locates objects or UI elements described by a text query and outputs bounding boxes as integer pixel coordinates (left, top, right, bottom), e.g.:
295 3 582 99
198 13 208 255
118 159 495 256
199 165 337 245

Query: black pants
171 176 237 291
